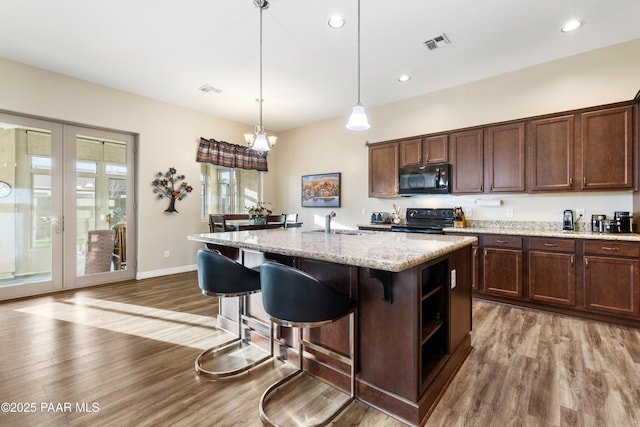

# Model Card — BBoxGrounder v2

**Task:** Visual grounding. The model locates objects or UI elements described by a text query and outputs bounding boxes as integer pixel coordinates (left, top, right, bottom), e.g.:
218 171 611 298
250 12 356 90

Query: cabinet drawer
484 235 522 249
583 241 640 258
529 238 575 252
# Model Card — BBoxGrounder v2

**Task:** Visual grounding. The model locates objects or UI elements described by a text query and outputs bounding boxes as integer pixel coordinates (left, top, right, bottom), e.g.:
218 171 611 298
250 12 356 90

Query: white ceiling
1 0 639 132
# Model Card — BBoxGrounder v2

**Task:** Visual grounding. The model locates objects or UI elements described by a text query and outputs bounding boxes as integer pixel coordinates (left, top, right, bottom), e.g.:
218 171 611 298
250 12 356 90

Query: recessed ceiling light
199 84 222 94
328 15 345 29
398 74 411 82
561 19 583 32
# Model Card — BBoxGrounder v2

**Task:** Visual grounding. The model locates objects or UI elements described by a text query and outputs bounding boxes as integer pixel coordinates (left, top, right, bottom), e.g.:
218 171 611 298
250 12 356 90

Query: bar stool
258 261 357 426
195 249 272 379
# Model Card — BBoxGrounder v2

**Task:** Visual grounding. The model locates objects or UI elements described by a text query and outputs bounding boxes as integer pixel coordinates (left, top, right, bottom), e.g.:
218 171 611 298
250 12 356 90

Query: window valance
196 137 268 172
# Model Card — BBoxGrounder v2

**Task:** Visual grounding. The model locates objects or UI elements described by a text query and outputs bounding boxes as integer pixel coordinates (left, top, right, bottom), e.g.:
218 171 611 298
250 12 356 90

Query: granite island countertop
188 228 476 272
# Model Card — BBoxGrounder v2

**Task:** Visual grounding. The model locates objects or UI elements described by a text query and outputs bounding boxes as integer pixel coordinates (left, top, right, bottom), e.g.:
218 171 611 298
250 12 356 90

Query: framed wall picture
301 173 341 208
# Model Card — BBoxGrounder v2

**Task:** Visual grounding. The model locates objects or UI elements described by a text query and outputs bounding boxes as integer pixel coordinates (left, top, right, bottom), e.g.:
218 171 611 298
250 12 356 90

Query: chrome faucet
325 211 336 233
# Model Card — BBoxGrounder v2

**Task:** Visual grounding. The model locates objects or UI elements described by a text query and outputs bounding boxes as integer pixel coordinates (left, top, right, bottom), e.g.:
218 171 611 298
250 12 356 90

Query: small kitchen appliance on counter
562 209 574 231
370 212 392 224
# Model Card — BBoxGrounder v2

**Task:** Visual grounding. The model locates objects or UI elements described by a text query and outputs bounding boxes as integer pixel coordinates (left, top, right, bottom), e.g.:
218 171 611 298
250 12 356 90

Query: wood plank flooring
0 272 638 426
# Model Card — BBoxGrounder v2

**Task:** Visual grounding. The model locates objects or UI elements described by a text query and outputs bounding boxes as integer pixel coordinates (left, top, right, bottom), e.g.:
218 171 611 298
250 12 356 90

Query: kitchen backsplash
465 219 592 232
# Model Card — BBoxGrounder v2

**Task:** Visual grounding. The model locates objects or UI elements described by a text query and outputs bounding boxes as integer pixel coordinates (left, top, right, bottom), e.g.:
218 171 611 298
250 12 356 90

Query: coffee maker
562 209 574 231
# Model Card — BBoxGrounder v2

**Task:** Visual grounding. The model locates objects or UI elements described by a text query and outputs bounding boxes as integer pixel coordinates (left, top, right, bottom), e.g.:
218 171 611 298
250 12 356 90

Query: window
200 164 261 219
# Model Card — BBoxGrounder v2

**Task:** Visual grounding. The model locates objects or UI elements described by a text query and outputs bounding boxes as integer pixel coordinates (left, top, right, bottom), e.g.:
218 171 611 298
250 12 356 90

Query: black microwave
398 163 451 195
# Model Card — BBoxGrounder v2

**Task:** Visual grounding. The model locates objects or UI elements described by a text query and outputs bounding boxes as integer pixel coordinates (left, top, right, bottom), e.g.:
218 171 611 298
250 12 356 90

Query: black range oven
390 208 454 234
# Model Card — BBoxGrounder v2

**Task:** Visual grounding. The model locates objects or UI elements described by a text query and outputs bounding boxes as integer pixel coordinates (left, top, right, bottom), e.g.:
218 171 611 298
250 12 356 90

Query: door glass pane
0 126 53 287
76 136 128 276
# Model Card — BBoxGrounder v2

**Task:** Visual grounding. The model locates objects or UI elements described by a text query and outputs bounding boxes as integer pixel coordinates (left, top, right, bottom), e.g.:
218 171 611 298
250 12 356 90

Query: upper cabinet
399 136 449 167
529 115 575 192
450 129 484 193
367 94 638 198
580 106 633 190
399 138 423 167
425 135 448 164
369 142 399 198
485 122 526 192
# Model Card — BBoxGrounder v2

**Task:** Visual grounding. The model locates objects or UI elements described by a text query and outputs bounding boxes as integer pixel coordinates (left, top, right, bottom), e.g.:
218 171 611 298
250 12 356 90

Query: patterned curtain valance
196 138 268 172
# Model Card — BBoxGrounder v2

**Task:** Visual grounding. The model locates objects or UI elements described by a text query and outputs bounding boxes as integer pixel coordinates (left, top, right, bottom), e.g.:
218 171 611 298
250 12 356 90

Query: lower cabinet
452 231 640 325
528 238 576 306
483 235 523 298
583 240 640 317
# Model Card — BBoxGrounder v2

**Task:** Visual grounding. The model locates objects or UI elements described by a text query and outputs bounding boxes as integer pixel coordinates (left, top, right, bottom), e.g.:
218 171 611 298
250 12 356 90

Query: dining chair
266 214 286 228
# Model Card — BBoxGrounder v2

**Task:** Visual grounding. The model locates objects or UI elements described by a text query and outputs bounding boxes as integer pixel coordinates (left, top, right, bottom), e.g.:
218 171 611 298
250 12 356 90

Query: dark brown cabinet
399 138 423 167
485 122 526 192
483 235 523 298
425 135 448 164
450 129 484 193
529 115 575 191
583 240 640 318
580 106 634 190
368 142 398 197
528 238 576 306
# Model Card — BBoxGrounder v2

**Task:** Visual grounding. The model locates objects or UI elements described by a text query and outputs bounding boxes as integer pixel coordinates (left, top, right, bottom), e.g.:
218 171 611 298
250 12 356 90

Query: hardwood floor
0 273 638 426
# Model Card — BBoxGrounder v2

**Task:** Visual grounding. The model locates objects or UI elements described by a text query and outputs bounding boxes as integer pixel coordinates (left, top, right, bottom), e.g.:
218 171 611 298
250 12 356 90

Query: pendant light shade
247 0 272 152
346 0 370 130
346 103 370 130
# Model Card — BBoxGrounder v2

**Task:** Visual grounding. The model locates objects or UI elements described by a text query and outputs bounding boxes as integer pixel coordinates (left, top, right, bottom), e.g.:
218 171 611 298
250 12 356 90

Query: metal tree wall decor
151 167 193 213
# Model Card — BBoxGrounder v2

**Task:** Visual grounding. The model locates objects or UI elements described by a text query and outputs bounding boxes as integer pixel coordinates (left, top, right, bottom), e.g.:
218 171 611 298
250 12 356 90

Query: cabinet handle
602 246 619 251
480 183 484 192
543 243 558 247
583 177 587 187
571 256 574 267
496 239 508 244
569 177 573 188
484 249 488 257
585 257 589 268
425 154 429 162
490 181 494 191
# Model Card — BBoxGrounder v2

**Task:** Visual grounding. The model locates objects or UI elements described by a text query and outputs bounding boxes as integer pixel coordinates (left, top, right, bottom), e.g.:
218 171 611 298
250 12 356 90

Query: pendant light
248 0 272 152
346 0 370 130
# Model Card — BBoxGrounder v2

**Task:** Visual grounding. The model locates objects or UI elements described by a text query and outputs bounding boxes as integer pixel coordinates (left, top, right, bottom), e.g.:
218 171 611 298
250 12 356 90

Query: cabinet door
584 256 640 317
483 248 523 298
529 251 576 306
399 138 423 167
450 129 484 193
425 135 448 164
529 115 575 191
581 106 633 190
369 143 399 197
485 123 526 192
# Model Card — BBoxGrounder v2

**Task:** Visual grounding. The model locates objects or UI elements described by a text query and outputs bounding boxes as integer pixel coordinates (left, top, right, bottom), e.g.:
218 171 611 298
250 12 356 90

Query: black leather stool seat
197 248 261 297
195 249 271 379
261 261 357 326
259 261 357 426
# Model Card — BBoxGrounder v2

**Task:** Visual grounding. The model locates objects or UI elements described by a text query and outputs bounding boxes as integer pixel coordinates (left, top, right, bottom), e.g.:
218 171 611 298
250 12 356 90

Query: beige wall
0 56 281 278
1 38 639 279
275 39 640 229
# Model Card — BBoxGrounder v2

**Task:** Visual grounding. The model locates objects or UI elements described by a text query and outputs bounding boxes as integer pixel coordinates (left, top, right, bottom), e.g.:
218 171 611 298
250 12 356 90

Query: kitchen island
188 228 476 426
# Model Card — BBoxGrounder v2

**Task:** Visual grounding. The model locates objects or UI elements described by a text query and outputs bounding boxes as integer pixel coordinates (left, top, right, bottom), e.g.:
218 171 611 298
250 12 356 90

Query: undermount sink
305 229 374 236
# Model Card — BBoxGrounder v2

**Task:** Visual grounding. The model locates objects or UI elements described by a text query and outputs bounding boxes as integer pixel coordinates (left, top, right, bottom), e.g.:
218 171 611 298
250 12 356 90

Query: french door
0 113 135 300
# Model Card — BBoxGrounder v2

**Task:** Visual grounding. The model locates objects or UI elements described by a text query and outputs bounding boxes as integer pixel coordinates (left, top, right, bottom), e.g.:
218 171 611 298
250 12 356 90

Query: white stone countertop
188 228 477 272
444 226 640 242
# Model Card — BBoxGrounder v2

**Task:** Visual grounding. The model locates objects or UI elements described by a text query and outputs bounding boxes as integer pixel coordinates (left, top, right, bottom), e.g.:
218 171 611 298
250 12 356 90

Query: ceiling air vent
423 33 450 51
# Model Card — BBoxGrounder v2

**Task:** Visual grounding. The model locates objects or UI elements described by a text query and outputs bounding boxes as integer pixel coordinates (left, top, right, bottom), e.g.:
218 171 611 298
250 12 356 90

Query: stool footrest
259 370 354 427
195 335 271 379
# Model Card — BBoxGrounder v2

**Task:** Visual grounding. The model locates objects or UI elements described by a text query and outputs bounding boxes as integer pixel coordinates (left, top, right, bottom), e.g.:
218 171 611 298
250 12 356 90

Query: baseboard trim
136 264 196 280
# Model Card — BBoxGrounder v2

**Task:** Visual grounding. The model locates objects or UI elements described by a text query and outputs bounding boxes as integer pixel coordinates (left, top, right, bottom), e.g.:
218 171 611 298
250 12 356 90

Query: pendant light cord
258 0 264 132
356 0 361 104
